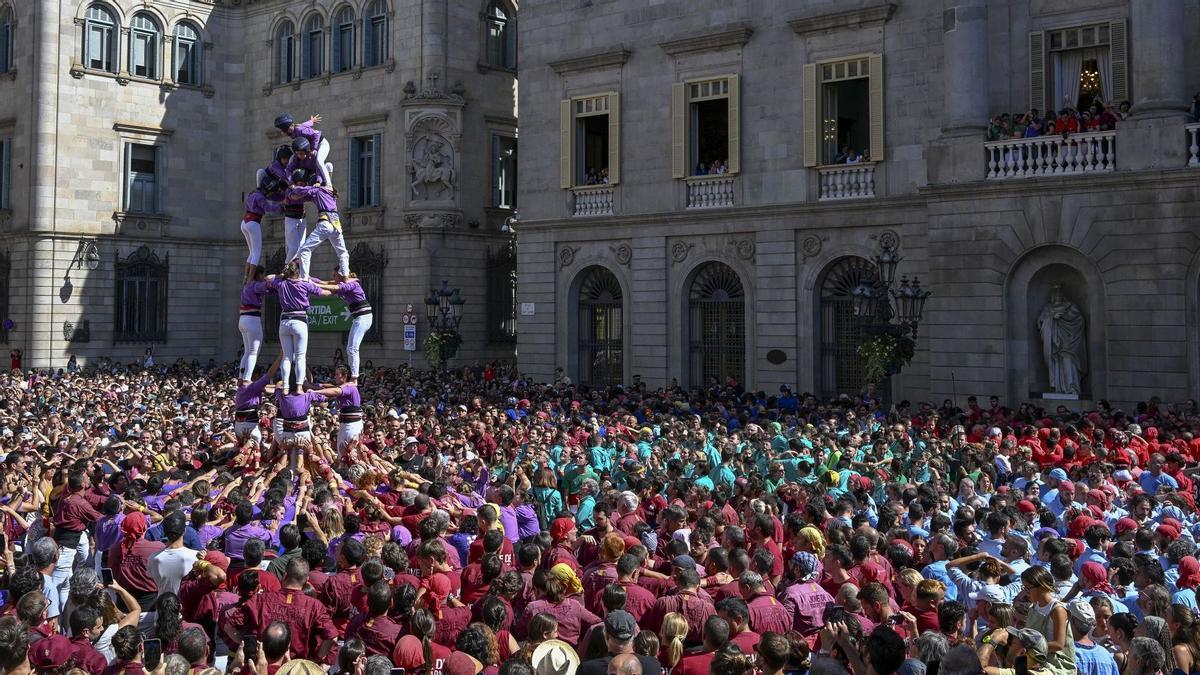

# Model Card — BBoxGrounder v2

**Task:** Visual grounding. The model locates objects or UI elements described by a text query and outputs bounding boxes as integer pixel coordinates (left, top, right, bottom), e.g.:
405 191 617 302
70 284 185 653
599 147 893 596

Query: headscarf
1178 556 1200 591
798 526 827 559
550 563 583 596
121 511 148 555
792 552 819 582
1080 561 1116 595
422 573 451 619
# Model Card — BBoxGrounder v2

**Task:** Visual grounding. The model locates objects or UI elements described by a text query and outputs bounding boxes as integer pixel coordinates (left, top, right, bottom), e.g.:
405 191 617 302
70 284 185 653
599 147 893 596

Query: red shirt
346 613 404 657
229 568 281 594
751 538 785 580
730 629 761 659
615 512 642 536
433 605 473 647
673 650 717 675
617 580 656 621
469 537 515 569
53 490 103 536
236 588 339 660
581 562 618 614
103 662 146 675
318 566 362 632
108 539 166 608
70 636 109 675
746 591 793 634
643 590 716 646
543 544 581 574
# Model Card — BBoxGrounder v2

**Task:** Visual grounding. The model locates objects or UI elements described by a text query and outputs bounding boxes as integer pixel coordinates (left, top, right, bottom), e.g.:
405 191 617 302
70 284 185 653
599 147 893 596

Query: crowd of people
693 160 730 176
6 350 1200 675
582 168 611 186
985 101 1128 142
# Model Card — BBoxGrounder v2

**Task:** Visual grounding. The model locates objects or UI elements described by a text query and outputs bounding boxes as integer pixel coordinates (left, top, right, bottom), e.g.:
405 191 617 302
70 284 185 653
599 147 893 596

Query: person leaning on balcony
1099 105 1119 130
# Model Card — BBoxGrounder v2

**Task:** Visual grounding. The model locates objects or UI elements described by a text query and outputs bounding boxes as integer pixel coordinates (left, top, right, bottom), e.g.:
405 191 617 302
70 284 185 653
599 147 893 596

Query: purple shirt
267 278 323 313
268 160 290 183
338 383 361 408
95 513 126 555
336 280 367 305
498 504 520 544
245 191 283 216
223 523 274 561
275 390 325 419
236 371 274 408
291 120 323 149
515 504 542 540
285 154 322 183
241 281 271 308
196 524 224 550
287 185 337 213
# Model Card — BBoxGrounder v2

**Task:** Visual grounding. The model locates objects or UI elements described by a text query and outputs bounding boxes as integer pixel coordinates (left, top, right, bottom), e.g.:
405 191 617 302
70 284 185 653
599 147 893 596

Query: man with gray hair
739 571 792 634
615 491 642 536
1129 637 1166 675
1068 599 1118 675
163 653 191 675
29 537 66 620
364 655 392 675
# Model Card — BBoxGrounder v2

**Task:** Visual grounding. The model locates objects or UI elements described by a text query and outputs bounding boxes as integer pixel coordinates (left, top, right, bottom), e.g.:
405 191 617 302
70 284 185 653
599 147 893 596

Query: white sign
520 302 536 316
403 304 418 351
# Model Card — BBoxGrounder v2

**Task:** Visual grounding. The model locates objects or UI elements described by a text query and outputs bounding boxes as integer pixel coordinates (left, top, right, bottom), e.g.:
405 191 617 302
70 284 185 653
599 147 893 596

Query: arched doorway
687 262 745 387
817 256 878 398
576 266 624 386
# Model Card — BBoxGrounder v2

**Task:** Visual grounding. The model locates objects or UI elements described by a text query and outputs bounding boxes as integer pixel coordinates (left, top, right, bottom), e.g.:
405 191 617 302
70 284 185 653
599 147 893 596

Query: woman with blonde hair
1019 565 1076 675
657 612 688 672
911 579 947 632
895 568 924 614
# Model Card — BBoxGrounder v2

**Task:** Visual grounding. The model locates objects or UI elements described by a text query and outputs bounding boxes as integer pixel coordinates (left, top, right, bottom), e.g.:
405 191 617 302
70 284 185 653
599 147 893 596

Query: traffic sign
403 304 417 351
307 297 352 332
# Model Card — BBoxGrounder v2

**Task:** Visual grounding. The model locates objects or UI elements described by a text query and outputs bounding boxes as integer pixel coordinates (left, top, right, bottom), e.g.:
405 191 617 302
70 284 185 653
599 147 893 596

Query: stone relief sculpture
1037 284 1086 395
410 135 456 201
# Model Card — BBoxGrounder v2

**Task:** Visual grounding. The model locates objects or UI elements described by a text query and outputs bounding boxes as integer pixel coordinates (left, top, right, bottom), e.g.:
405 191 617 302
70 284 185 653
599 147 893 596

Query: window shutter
1 139 9 210
1109 19 1127 104
505 26 517 69
727 75 740 175
86 23 101 68
1029 31 1045 113
607 92 620 185
803 63 818 167
123 144 133 211
491 135 501 205
153 145 164 213
349 138 361 207
671 83 686 178
0 25 9 72
372 133 382 206
559 99 572 189
332 27 341 71
868 53 884 162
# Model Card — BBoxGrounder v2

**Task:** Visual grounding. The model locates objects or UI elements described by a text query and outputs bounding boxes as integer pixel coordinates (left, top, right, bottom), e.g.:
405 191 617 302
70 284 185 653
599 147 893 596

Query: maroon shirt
730 630 761 660
543 545 580 574
107 539 166 610
345 613 403 657
460 563 490 604
318 566 361 632
237 588 338 660
642 590 716 646
673 650 717 675
617 580 656 622
518 598 601 647
469 537 514 569
432 605 473 647
70 636 109 675
53 490 103 540
103 662 146 675
615 512 642 536
750 538 784 580
581 562 618 614
746 591 793 634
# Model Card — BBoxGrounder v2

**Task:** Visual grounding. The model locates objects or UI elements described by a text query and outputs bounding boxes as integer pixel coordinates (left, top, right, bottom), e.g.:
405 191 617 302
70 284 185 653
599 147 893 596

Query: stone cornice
658 25 753 56
112 122 175 137
343 111 389 127
788 2 896 36
548 48 630 75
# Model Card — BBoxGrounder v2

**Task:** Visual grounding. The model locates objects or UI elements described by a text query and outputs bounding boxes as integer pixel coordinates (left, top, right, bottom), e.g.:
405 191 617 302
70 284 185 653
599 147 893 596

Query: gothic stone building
0 0 519 369
516 0 1200 407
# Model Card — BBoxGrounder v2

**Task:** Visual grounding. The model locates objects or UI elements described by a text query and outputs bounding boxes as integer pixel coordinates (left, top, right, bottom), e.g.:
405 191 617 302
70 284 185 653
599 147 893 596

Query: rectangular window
559 93 620 188
349 134 381 208
491 134 517 208
803 54 884 167
113 248 169 344
0 22 11 74
334 23 354 72
672 75 740 177
86 22 113 72
131 29 157 78
1030 20 1127 115
304 29 324 79
175 37 198 84
365 17 386 66
0 137 10 210
124 144 160 214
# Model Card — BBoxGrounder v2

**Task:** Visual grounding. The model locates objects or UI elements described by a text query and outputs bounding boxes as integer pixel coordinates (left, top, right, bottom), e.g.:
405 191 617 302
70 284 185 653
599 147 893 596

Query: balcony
985 131 1116 179
818 163 877 201
1187 122 1200 167
571 185 614 217
685 175 736 209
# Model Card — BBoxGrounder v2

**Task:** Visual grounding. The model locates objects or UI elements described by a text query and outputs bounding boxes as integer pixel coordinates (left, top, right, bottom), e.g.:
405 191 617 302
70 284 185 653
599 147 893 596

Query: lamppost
424 280 465 369
851 240 931 380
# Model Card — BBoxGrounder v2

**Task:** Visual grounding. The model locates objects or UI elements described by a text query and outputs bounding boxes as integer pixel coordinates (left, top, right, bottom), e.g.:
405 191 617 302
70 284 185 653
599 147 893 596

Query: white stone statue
1037 285 1086 395
410 135 456 201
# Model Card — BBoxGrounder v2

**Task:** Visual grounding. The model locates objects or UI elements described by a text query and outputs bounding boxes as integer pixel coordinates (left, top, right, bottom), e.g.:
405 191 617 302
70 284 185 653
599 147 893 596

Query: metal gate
818 256 878 398
688 262 744 387
577 266 623 386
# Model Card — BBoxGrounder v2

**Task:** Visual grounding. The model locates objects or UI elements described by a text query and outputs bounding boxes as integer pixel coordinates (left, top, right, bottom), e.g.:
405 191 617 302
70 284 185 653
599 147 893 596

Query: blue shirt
575 494 597 531
1138 471 1179 496
1174 587 1198 611
921 561 958 601
1073 642 1119 675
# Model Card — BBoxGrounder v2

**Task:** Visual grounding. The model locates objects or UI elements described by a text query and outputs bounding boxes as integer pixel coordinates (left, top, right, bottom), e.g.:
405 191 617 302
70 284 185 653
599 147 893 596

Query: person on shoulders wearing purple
315 272 372 381
266 261 331 394
275 373 327 470
288 170 348 279
235 354 281 444
275 113 332 187
310 366 363 458
238 267 276 383
240 174 285 283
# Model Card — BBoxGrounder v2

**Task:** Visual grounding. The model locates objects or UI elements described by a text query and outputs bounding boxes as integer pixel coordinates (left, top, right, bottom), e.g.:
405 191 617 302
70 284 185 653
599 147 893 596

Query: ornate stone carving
63 320 91 343
403 212 462 230
407 114 460 203
800 234 827 261
728 237 755 261
610 243 633 267
870 229 900 250
671 242 695 265
559 246 579 269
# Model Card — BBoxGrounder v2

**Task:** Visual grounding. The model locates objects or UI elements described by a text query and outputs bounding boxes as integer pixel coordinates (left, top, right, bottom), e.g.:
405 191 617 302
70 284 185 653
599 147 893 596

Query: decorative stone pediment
788 2 896 36
659 25 753 56
549 47 631 75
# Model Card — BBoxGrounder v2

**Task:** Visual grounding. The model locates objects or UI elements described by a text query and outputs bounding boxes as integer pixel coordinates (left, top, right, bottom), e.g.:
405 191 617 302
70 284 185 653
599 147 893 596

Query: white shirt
147 546 201 597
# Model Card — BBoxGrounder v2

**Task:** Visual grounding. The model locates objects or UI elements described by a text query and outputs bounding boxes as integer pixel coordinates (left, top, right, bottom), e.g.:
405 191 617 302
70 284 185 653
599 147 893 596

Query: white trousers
235 420 262 443
241 219 262 265
316 138 333 188
238 315 264 381
338 421 363 453
279 318 309 391
297 213 349 279
284 216 307 265
345 313 373 377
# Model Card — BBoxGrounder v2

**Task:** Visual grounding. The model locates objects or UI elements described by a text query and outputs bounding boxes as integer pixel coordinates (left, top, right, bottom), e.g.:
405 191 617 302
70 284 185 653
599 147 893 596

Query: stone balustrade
571 185 614 217
1187 122 1200 167
685 175 736 209
985 130 1116 179
818 163 876 200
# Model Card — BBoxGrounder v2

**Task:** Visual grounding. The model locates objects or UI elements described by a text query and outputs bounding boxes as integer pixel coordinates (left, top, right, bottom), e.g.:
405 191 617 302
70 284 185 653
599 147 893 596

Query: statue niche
1035 282 1087 396
407 115 459 204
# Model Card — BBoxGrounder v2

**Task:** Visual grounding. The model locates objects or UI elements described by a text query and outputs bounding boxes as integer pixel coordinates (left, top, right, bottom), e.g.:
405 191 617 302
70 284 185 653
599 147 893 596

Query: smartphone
144 639 162 671
100 568 114 586
888 614 904 625
391 669 406 675
243 636 258 663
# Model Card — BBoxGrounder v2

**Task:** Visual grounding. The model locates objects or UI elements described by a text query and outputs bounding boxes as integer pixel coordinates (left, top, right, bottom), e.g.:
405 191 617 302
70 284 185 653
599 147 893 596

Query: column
1130 0 1185 116
941 0 989 134
421 0 447 88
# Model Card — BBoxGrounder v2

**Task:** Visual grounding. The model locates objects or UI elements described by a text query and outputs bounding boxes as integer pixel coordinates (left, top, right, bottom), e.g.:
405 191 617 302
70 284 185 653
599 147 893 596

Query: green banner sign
307 297 352 332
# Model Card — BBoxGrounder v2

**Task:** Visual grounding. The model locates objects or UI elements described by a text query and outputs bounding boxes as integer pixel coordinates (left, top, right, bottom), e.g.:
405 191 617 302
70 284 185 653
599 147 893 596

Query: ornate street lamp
425 280 466 368
853 240 932 381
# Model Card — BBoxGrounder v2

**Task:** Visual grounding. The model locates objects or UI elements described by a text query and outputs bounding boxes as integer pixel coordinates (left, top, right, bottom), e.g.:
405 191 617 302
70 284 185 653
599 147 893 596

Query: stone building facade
1 0 519 370
516 0 1200 407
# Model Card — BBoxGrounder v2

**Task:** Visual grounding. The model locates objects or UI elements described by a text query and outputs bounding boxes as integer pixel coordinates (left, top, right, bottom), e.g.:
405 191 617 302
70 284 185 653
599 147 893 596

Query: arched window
576 266 623 387
302 14 324 79
687 262 745 387
173 22 201 85
817 256 879 397
275 20 296 84
332 6 356 73
363 0 387 67
129 13 161 79
0 6 13 74
113 246 169 343
484 1 516 70
83 4 118 73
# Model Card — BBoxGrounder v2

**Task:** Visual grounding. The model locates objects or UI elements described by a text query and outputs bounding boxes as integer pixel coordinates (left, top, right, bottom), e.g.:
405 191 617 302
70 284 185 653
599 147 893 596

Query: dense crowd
985 102 1127 141
2 359 1200 675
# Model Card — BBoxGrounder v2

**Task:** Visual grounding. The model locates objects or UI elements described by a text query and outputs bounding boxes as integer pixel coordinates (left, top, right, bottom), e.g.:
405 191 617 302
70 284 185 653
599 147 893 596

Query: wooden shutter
607 92 620 185
491 135 501 205
349 138 362 207
372 133 382 206
803 64 818 167
671 83 686 178
727 75 740 175
1 139 9 210
559 100 573 188
868 54 884 162
122 144 132 211
1109 19 1128 104
153 145 164 213
1029 31 1045 113
363 17 374 66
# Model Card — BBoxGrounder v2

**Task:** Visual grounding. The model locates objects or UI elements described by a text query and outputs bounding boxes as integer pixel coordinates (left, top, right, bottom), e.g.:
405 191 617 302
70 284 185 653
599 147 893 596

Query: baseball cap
1066 598 1095 624
604 610 638 641
29 635 73 671
671 555 697 570
967 584 1007 604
